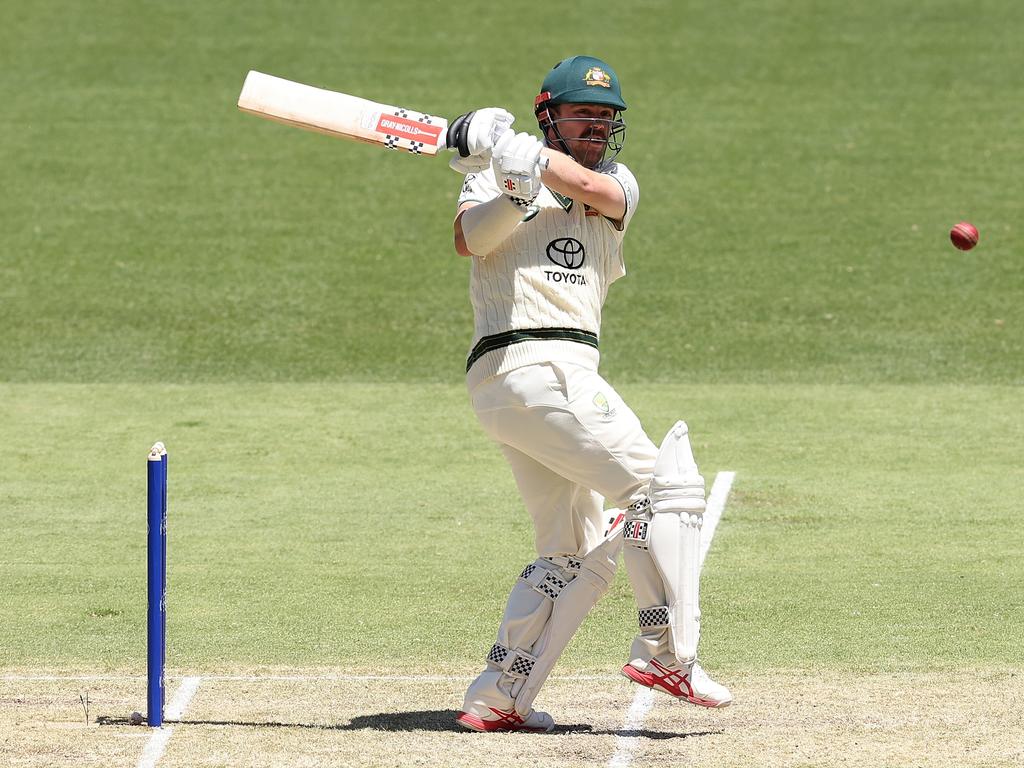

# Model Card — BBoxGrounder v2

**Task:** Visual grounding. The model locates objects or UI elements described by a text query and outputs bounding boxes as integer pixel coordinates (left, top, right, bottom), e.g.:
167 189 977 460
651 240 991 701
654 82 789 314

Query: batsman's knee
649 420 706 516
624 496 652 550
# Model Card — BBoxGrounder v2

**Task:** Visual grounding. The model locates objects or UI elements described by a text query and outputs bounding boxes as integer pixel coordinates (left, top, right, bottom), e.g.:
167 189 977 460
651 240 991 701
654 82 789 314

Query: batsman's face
549 103 621 168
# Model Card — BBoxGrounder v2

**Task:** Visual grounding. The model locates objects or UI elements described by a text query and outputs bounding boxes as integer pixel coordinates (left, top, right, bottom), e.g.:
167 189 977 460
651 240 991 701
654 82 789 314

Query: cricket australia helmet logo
583 67 612 87
546 237 585 269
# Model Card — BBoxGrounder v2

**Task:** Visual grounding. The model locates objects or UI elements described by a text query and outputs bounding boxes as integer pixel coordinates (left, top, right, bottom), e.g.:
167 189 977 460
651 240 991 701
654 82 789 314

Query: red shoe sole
455 711 550 733
621 663 657 687
621 664 731 709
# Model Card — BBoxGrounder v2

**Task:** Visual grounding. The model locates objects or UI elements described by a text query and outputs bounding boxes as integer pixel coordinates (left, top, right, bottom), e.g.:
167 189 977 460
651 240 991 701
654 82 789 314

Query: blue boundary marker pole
147 442 167 727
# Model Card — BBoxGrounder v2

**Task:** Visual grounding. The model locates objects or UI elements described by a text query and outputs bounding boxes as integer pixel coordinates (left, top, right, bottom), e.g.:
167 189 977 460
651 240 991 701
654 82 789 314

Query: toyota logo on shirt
545 238 586 269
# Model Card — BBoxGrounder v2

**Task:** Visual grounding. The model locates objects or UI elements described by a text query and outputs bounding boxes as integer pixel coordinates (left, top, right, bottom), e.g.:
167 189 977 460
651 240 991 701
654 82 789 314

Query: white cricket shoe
455 705 555 733
622 658 733 708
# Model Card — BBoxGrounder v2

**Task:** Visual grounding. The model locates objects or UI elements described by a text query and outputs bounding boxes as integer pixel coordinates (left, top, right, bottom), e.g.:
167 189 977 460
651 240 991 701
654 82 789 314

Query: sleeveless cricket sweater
457 163 639 389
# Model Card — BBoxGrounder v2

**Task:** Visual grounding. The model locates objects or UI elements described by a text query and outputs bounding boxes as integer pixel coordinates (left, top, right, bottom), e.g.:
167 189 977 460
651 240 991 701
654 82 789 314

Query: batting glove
448 154 491 174
491 131 545 204
446 108 514 158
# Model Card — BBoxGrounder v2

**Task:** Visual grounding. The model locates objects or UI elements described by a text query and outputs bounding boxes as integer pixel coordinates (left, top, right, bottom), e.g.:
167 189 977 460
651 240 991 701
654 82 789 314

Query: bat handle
444 118 549 169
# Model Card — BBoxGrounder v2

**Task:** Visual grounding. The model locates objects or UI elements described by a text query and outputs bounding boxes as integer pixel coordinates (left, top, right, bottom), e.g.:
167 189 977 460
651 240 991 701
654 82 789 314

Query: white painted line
136 726 173 768
702 470 735 568
0 675 148 681
606 470 735 768
607 687 655 768
136 676 202 768
200 674 477 683
0 672 625 683
165 675 202 720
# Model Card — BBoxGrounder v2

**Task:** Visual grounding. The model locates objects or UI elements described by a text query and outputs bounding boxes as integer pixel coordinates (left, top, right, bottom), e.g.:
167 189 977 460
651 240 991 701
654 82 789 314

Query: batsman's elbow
454 212 474 257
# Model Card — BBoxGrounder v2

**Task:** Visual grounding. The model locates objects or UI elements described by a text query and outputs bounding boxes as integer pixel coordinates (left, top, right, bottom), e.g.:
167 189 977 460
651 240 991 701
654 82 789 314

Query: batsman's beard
574 139 607 169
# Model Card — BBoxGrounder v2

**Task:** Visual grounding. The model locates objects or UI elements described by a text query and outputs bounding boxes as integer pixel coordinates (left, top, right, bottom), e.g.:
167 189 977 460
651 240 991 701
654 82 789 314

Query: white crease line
202 674 476 682
165 676 202 720
0 673 622 683
607 687 655 768
136 726 173 768
702 470 735 568
0 675 149 681
136 676 201 768
606 470 735 768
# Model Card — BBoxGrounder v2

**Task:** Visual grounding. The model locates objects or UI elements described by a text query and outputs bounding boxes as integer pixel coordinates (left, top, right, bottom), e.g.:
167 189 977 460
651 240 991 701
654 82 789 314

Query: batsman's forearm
540 149 626 220
539 150 589 192
456 196 525 257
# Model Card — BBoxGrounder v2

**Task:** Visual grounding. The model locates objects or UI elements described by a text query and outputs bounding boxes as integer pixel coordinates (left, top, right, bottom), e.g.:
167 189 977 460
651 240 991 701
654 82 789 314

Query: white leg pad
646 421 706 664
461 561 563 716
462 537 620 718
623 497 672 663
512 533 621 715
648 504 702 663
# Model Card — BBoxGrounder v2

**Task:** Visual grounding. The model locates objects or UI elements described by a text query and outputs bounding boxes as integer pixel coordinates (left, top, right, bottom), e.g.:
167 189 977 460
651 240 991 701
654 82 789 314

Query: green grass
1 1 1021 384
1 0 1022 686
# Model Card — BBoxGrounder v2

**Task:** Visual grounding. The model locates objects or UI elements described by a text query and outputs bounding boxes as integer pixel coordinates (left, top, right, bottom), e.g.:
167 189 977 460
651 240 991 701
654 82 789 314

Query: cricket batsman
446 55 732 733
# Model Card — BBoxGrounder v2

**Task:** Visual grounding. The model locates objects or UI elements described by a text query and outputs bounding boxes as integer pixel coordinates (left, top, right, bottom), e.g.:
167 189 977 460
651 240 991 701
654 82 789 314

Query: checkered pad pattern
487 643 509 665
487 643 536 678
629 497 651 514
624 520 650 549
537 571 566 600
384 135 399 150
407 141 424 154
543 555 583 573
638 605 670 629
519 563 568 600
508 653 535 677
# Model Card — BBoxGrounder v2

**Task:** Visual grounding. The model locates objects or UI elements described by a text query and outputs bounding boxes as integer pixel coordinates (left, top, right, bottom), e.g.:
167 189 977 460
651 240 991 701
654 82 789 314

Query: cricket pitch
2 668 1022 767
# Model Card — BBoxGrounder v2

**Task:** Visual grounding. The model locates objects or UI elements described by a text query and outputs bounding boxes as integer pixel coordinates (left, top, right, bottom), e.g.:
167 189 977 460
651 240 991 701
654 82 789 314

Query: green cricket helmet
535 56 627 167
537 56 627 111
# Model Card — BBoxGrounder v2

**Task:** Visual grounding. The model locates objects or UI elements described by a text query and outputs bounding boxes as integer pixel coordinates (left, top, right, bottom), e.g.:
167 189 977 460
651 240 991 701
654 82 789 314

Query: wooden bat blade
237 71 449 155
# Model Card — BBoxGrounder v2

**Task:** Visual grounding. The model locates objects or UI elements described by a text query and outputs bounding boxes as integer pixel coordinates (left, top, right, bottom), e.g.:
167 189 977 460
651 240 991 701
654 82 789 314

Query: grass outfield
2 2 1022 385
2 0 1023 765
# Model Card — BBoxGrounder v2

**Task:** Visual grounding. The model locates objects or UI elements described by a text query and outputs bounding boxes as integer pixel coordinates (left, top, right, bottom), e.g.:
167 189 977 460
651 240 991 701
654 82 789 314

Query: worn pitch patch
636 668 1024 768
0 677 153 768
2 670 1022 767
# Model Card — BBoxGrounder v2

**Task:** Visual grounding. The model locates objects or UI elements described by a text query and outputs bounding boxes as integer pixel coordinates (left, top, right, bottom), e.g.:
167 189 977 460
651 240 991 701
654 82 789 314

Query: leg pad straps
519 563 569 601
638 605 670 630
488 643 537 678
625 497 652 551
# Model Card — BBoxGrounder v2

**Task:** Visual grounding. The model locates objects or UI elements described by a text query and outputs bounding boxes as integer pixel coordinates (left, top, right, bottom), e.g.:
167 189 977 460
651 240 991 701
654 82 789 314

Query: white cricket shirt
458 162 639 387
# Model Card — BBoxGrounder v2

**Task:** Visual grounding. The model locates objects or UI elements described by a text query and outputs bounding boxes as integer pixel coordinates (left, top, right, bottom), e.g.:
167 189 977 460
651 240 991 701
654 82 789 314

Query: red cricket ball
950 221 979 251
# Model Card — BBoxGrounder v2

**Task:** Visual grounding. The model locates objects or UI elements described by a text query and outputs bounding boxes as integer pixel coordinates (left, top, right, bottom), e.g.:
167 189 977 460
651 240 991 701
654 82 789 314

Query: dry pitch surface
2 669 1022 767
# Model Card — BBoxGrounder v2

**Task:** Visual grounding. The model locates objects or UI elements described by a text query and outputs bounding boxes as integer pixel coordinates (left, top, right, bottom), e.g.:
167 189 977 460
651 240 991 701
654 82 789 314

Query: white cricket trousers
469 361 658 559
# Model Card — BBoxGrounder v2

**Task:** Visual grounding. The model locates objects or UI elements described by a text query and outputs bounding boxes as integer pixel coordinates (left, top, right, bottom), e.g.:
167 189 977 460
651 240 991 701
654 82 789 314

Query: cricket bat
237 70 451 155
